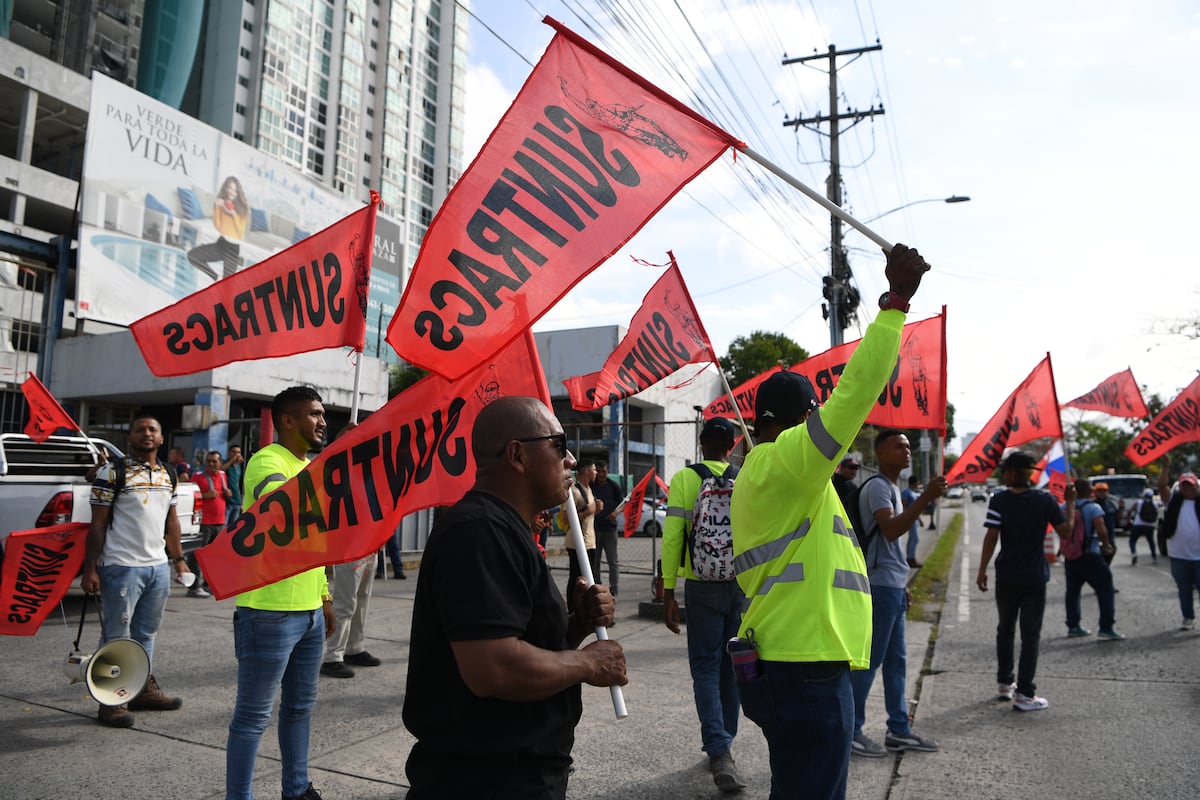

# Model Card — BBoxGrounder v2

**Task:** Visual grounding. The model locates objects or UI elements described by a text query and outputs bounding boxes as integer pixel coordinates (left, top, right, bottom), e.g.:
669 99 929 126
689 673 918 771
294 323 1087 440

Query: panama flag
1034 439 1071 502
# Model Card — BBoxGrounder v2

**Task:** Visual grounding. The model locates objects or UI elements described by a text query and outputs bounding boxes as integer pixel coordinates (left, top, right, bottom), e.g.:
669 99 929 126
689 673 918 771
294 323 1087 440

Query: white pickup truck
0 433 203 558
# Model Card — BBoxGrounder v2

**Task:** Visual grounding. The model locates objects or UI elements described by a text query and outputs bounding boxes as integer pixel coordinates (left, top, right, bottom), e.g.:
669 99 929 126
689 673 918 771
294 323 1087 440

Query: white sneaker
996 682 1016 701
1182 618 1196 631
1012 692 1048 712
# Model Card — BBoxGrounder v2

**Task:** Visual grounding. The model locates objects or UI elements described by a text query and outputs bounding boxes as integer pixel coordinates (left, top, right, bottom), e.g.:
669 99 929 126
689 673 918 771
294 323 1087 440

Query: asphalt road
1 500 1196 799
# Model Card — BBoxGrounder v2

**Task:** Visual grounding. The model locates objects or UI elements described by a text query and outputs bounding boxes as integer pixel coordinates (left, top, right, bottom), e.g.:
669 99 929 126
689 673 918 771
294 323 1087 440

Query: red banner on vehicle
386 19 743 381
131 194 378 377
0 523 88 636
564 262 715 410
944 355 1063 486
1062 367 1149 418
196 333 551 599
1124 374 1200 466
623 469 656 538
20 373 78 442
704 310 948 432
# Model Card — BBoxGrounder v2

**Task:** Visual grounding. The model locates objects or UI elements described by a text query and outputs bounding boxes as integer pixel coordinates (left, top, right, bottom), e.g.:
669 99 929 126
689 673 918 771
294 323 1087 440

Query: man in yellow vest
730 243 932 800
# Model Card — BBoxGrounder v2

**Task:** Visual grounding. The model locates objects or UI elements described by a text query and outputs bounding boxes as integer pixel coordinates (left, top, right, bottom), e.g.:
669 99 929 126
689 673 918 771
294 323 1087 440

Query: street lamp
862 195 970 225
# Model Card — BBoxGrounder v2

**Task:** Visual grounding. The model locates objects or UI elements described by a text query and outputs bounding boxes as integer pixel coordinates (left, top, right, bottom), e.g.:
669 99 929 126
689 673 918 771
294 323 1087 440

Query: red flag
386 19 743 381
944 355 1063 486
655 473 670 497
196 332 551 599
0 523 88 636
623 469 656 538
564 262 715 410
704 310 948 432
21 373 78 442
131 194 378 377
1124 374 1200 466
1062 367 1149 418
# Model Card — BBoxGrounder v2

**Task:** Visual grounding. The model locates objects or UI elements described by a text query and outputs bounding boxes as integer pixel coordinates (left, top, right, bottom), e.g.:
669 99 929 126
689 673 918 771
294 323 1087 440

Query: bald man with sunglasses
403 396 627 799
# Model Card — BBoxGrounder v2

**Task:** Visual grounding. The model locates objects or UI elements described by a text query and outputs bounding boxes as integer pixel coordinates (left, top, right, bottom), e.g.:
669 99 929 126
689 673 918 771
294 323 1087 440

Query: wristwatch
878 291 910 313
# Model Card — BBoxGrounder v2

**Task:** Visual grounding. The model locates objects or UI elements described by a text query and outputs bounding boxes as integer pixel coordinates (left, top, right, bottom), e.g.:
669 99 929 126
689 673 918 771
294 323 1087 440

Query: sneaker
709 752 748 792
128 674 183 711
884 730 939 753
907 558 923 568
1131 555 1138 566
345 650 382 667
1182 618 1196 631
1097 628 1125 641
97 702 135 728
1012 692 1049 712
1067 626 1091 638
850 733 886 758
283 783 324 800
996 682 1016 701
320 661 355 678
187 584 212 598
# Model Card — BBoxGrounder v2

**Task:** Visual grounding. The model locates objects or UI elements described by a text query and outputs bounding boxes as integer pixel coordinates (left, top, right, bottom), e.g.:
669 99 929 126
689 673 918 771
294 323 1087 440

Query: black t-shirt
985 488 1064 588
591 477 623 535
403 490 581 771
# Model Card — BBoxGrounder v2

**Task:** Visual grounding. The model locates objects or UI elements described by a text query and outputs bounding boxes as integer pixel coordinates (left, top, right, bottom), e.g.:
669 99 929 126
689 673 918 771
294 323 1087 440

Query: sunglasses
498 433 569 459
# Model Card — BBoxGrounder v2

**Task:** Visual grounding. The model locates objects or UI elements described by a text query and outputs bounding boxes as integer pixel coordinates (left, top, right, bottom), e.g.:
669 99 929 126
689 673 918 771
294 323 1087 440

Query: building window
238 75 249 88
236 103 246 116
240 46 251 59
243 20 253 32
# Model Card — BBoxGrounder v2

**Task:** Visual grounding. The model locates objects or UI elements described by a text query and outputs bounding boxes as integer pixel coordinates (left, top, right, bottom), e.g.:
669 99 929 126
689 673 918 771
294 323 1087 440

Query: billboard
77 74 402 362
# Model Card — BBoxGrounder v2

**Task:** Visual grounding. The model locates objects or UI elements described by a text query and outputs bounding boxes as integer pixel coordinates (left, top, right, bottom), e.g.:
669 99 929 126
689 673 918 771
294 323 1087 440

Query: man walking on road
81 415 189 728
1157 467 1200 630
1063 478 1124 641
592 459 624 599
662 416 747 792
977 451 1076 712
849 429 944 757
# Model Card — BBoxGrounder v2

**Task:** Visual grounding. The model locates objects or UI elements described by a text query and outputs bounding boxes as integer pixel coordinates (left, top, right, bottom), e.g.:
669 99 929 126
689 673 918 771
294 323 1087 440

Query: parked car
617 496 667 537
946 486 964 499
970 487 988 502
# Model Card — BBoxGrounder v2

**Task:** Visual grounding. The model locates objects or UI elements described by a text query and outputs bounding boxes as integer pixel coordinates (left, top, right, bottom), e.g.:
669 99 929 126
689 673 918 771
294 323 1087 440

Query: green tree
388 364 428 398
720 331 809 387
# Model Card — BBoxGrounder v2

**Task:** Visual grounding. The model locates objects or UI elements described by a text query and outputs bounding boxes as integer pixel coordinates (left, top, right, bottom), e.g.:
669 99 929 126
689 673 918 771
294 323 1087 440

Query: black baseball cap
755 371 819 430
700 417 737 442
999 451 1036 471
840 456 861 468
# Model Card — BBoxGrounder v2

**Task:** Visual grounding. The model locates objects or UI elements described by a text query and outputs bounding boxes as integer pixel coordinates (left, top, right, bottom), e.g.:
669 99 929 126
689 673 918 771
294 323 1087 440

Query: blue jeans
1170 557 1200 620
994 582 1046 697
98 562 171 669
738 660 852 800
850 585 910 737
1063 553 1115 630
226 502 242 529
905 525 920 561
684 579 744 756
227 607 325 800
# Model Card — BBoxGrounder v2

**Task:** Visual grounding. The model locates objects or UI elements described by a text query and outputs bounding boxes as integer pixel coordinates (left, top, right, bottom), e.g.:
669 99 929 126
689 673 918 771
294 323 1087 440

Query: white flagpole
349 352 363 421
563 489 628 719
716 369 755 448
740 146 894 252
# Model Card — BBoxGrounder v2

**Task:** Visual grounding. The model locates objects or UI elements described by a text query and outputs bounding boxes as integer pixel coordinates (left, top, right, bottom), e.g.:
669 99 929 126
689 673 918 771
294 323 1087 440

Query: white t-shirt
91 458 177 567
1171 498 1200 560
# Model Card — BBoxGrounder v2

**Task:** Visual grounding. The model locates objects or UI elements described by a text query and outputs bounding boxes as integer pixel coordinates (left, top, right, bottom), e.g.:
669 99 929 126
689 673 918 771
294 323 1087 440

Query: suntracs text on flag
130 194 378 377
386 19 743 381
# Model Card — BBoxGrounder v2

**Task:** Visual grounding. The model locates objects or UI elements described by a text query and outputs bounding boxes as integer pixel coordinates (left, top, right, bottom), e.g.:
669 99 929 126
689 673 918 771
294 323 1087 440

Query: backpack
843 473 889 557
1060 500 1093 561
686 463 739 581
1137 498 1158 524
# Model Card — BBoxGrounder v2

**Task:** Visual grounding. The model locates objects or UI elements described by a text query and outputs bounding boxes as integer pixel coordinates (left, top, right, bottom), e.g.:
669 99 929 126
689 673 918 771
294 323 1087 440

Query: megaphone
62 638 150 706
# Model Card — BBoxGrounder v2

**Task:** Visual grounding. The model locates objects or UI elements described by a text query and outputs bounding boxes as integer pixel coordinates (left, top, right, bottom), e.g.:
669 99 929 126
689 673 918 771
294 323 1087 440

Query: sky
458 0 1200 453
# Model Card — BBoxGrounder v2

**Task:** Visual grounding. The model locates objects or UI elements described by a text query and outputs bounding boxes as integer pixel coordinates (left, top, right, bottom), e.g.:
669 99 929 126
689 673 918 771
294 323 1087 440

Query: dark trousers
994 582 1046 697
594 527 619 596
1064 553 1116 630
1129 525 1157 558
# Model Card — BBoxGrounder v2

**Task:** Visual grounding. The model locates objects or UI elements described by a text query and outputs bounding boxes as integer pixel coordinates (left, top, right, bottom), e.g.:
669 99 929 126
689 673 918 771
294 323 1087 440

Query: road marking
959 529 971 624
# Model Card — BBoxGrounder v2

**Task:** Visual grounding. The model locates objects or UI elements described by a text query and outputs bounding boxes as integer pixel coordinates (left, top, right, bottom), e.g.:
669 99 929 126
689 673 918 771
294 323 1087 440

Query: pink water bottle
727 636 759 682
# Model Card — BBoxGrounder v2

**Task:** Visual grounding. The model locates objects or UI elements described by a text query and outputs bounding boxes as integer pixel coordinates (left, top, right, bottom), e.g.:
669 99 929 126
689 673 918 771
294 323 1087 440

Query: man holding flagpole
403 396 625 799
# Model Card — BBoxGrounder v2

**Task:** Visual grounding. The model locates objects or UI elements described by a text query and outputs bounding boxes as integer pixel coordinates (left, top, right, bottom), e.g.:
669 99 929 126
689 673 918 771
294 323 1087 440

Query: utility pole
783 44 884 346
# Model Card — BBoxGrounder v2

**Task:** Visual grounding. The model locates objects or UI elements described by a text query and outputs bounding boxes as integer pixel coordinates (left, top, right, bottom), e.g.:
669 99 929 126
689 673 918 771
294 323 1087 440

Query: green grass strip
907 511 963 623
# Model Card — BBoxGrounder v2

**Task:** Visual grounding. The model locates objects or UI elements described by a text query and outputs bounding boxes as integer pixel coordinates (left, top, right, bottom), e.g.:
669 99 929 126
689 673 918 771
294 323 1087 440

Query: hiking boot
996 682 1016 701
129 674 183 711
1097 628 1125 641
709 752 747 792
1067 626 1091 638
187 584 212 598
345 650 382 667
1013 692 1049 712
320 661 355 678
283 783 324 800
97 702 135 728
850 733 886 758
885 730 939 753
